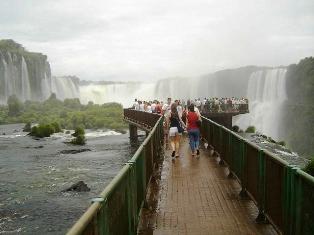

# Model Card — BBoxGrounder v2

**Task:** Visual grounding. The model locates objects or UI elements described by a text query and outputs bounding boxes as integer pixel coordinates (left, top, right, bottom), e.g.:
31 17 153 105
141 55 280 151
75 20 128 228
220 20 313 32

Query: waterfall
233 68 287 140
0 52 32 103
21 56 31 101
51 76 80 100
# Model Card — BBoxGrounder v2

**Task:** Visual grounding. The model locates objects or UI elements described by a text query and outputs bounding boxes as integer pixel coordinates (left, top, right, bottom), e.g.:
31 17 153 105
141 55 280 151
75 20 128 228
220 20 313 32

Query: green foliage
72 127 85 137
0 97 127 131
71 134 86 145
7 95 23 116
30 124 55 138
303 157 314 177
51 122 62 133
245 126 256 133
71 127 86 145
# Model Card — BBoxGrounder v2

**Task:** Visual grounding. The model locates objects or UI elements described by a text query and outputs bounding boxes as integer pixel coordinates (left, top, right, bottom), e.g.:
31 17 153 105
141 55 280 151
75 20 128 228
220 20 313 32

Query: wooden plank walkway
138 136 277 235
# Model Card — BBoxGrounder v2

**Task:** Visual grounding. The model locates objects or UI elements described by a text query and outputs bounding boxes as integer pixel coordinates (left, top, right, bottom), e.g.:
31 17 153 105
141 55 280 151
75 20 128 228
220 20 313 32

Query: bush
71 134 86 145
71 127 86 145
72 127 85 137
30 123 57 138
51 122 62 133
303 157 314 177
245 126 256 133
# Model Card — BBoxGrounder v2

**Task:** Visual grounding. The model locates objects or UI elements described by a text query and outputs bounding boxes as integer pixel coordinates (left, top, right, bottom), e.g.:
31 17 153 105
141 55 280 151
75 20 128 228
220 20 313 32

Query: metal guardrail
67 111 163 235
123 109 161 129
201 117 314 235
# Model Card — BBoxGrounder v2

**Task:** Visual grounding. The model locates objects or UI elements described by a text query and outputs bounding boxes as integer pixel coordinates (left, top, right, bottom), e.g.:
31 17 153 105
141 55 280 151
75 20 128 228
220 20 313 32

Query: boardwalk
138 137 277 235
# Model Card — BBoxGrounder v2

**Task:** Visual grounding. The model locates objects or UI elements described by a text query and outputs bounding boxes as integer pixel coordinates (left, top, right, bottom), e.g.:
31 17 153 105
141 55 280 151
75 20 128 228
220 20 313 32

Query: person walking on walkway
167 103 185 159
186 104 201 158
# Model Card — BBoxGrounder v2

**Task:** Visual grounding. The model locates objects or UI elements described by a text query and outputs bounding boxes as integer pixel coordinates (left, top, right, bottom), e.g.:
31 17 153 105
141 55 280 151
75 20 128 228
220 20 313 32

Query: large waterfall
0 52 32 103
0 51 80 104
233 68 287 140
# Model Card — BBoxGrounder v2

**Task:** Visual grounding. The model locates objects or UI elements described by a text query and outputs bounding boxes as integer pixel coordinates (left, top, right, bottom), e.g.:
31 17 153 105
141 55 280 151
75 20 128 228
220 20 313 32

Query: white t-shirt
147 105 152 113
162 103 171 116
177 105 183 118
134 102 139 110
139 103 145 111
151 103 156 112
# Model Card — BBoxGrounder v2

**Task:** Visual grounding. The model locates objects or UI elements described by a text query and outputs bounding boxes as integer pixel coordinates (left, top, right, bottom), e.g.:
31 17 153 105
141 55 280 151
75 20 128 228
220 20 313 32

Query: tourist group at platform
132 97 248 114
132 97 248 160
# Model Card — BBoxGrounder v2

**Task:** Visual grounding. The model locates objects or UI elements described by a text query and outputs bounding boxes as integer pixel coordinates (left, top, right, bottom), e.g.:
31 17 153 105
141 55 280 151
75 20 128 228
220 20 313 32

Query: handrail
201 115 314 235
67 110 163 235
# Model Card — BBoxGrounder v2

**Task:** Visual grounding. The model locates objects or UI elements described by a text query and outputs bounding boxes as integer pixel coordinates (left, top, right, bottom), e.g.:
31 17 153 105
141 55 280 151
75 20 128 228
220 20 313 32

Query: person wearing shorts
167 103 185 158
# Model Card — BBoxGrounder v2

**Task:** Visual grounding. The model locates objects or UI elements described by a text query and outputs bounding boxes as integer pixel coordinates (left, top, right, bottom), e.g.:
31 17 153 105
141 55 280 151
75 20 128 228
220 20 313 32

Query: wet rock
62 181 90 192
24 146 44 149
59 149 91 154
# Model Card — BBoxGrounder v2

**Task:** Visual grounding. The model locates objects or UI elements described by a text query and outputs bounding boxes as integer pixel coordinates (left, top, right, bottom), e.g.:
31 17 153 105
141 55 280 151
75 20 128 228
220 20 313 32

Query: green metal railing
67 111 163 235
201 116 314 235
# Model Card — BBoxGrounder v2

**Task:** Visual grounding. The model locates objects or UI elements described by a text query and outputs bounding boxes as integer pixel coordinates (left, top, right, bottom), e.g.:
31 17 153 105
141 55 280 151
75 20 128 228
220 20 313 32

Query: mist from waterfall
233 68 287 140
79 82 156 107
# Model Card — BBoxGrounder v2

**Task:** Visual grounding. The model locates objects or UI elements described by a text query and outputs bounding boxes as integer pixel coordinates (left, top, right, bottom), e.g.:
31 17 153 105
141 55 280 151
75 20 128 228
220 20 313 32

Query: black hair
188 104 195 112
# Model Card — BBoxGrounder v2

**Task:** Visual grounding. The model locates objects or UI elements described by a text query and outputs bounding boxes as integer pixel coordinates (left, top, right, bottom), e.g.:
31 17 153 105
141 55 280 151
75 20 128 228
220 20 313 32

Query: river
0 124 137 234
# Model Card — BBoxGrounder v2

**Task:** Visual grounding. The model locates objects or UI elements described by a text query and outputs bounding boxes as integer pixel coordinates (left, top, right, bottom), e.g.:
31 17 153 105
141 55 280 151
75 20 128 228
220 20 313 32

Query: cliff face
0 39 80 104
0 39 52 103
282 57 314 156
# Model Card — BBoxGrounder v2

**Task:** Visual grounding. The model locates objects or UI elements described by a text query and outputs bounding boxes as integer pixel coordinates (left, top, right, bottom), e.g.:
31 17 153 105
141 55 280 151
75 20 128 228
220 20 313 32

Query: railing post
295 169 302 235
239 139 248 198
227 132 234 178
256 149 267 223
126 161 137 235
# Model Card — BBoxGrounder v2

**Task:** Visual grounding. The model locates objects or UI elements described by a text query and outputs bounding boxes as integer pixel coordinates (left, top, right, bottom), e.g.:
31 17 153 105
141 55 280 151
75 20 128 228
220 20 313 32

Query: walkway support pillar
129 124 138 143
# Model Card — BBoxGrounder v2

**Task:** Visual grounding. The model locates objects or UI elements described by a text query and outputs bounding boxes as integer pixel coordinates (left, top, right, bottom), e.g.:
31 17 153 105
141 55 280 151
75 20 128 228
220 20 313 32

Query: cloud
0 0 313 81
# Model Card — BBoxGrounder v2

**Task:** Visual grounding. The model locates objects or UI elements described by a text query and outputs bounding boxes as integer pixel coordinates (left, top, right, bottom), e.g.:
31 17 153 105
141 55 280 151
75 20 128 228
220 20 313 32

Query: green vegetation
0 94 127 132
30 123 61 138
245 126 256 133
283 57 314 157
72 127 85 137
71 127 86 145
7 95 23 116
303 157 314 177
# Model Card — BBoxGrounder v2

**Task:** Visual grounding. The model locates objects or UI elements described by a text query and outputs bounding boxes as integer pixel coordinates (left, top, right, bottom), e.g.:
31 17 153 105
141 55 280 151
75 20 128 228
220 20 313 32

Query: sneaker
197 149 200 155
171 151 175 158
175 155 180 158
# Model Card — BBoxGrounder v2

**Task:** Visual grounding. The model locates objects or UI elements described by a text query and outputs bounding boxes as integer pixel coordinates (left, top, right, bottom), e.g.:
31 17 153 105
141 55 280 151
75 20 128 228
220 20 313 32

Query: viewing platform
67 109 314 235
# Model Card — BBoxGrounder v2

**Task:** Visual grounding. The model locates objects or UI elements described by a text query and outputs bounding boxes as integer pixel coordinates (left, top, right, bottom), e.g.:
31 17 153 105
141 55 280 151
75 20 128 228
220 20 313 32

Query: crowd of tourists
132 97 248 114
133 98 202 159
132 97 248 159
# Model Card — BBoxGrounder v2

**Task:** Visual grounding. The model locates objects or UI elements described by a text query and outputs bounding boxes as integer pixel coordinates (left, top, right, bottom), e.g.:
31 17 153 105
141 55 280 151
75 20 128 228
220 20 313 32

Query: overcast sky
1 0 313 81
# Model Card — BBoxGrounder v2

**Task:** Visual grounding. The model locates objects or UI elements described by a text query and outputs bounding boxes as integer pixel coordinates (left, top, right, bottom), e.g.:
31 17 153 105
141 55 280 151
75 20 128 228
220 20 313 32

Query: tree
7 95 23 116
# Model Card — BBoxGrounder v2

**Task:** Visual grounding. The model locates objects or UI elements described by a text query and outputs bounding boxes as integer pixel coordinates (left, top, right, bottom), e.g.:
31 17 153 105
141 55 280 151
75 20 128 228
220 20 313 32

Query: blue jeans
188 128 200 152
